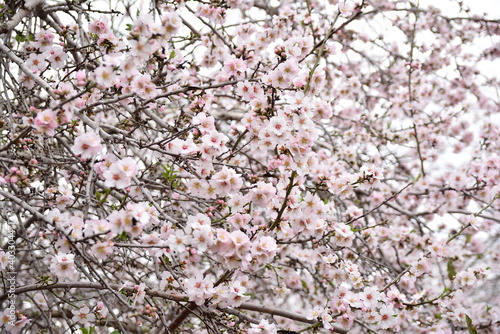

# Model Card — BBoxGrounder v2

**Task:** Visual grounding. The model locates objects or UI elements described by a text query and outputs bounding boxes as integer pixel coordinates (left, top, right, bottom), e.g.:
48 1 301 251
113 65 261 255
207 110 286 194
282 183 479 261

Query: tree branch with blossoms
0 0 499 333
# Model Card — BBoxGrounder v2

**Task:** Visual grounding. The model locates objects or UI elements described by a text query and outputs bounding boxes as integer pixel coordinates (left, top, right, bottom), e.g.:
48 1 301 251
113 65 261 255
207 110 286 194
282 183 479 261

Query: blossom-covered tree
0 0 499 333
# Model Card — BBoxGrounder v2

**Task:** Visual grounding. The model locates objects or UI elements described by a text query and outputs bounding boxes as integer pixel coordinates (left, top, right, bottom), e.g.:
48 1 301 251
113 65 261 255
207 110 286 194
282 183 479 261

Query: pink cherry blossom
248 319 277 334
210 166 243 194
251 235 277 263
33 29 54 51
50 253 77 280
89 16 110 35
161 12 182 37
25 53 47 71
103 158 137 189
183 274 215 305
71 131 103 159
48 46 68 69
91 241 114 260
33 109 58 136
223 56 247 77
72 306 96 326
94 65 117 87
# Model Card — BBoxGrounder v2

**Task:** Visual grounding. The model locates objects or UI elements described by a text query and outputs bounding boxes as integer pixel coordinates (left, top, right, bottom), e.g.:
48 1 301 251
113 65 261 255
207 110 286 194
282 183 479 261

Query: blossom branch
0 39 57 99
269 170 297 231
237 303 348 334
0 282 184 305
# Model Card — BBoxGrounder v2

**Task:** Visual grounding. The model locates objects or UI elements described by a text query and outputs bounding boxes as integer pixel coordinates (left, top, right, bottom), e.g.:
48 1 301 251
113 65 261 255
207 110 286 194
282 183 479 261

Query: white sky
420 0 500 18
463 0 500 17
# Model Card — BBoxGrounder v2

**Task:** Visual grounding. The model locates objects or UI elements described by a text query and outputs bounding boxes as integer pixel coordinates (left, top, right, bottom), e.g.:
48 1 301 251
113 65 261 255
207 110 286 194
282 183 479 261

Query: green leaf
98 188 111 205
80 329 89 334
169 50 176 59
301 280 309 292
465 314 477 334
15 34 26 43
447 258 456 280
110 331 121 334
118 231 128 241
162 165 177 181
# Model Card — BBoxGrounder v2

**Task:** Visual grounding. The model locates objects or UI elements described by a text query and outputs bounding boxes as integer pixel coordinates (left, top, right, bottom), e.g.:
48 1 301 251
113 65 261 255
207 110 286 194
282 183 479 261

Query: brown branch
238 303 348 334
165 301 198 333
448 210 500 224
23 309 143 333
269 170 297 231
0 0 46 34
163 270 234 333
1 278 350 333
311 8 365 53
0 281 185 304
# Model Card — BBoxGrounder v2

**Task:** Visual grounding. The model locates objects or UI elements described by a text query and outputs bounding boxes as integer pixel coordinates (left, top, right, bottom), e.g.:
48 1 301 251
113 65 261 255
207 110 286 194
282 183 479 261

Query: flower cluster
71 131 103 160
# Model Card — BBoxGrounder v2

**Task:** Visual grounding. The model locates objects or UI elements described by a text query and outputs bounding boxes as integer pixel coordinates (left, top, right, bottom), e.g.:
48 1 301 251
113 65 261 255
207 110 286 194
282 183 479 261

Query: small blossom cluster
102 157 139 189
1 309 30 334
32 109 59 136
108 202 159 237
187 166 243 199
18 29 67 88
212 280 250 307
50 253 78 280
212 230 278 269
454 267 488 289
71 131 103 160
